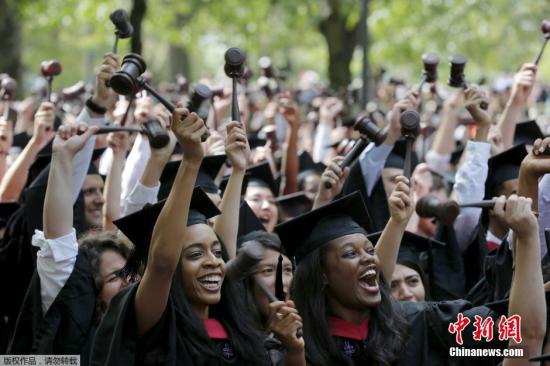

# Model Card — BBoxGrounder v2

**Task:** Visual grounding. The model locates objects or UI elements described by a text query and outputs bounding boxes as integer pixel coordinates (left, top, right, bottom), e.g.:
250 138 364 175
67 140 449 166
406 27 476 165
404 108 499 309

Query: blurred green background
1 0 549 95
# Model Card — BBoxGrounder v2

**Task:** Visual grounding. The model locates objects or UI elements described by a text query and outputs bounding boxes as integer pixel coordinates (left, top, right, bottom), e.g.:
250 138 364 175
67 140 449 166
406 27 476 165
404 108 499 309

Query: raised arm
497 195 545 365
134 108 207 336
213 121 249 259
497 63 537 150
0 102 55 201
279 94 300 195
102 131 129 230
375 176 414 282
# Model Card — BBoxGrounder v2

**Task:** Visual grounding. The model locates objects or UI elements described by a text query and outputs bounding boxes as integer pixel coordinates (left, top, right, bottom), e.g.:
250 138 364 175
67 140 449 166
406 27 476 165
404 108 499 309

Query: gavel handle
46 77 53 103
95 126 142 134
254 277 303 339
3 101 9 120
231 77 241 122
534 36 549 66
462 82 488 110
459 200 495 209
112 33 120 54
324 138 369 189
120 94 134 127
403 137 413 179
417 76 426 94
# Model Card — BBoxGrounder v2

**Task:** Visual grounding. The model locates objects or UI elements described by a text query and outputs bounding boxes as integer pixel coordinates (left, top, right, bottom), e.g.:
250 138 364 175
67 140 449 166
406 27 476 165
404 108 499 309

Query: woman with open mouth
91 108 272 365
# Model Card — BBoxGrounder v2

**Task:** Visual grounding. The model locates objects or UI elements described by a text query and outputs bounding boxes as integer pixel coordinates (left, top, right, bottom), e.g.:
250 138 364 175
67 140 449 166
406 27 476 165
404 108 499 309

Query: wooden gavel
534 19 550 66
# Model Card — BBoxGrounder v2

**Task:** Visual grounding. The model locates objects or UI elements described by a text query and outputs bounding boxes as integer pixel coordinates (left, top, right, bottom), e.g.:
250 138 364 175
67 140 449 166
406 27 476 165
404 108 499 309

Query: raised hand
0 119 13 156
31 102 56 150
510 63 537 107
106 130 129 157
134 97 154 127
171 107 206 164
225 121 249 171
267 300 304 354
92 53 120 111
205 131 226 156
492 195 537 240
519 137 550 179
53 124 99 159
279 92 300 129
319 97 343 126
314 155 349 208
386 90 419 144
464 85 491 126
388 175 414 225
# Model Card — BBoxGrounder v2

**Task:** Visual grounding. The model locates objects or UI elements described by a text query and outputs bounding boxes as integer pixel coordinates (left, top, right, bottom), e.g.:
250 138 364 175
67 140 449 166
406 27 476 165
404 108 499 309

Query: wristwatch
85 97 107 115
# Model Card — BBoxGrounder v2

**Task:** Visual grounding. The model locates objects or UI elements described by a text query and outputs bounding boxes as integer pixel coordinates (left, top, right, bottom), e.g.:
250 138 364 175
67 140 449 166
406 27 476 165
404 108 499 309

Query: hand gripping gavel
448 55 488 110
224 47 246 122
415 194 542 225
40 60 63 102
323 116 388 189
0 75 16 121
109 9 133 54
72 119 169 149
400 110 421 179
417 52 439 93
110 53 210 141
534 19 550 66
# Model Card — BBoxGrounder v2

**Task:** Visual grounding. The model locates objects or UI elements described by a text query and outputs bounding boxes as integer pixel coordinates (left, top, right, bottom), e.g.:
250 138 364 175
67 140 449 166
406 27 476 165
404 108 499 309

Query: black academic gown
91 283 271 366
341 160 388 232
0 166 87 352
396 300 508 366
8 250 97 365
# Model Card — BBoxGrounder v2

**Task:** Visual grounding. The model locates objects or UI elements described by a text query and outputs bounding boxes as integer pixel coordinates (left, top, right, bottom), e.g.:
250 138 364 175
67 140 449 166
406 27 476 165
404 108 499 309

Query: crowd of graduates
0 21 550 365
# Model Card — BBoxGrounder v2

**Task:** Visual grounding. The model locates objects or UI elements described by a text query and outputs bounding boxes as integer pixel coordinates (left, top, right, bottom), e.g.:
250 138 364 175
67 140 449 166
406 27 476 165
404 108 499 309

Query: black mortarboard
366 230 445 266
274 191 372 263
385 138 419 170
513 120 544 146
114 186 220 276
246 161 279 196
159 155 226 200
0 201 19 227
485 144 527 198
276 191 313 220
298 151 326 174
248 135 268 149
237 199 266 239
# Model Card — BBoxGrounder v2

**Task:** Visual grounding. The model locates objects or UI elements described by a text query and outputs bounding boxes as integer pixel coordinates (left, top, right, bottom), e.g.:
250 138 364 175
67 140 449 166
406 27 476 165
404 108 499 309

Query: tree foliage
3 0 549 94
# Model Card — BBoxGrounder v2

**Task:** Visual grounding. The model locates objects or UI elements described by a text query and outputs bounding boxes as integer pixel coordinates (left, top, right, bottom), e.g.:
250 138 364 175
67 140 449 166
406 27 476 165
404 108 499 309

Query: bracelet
85 97 107 115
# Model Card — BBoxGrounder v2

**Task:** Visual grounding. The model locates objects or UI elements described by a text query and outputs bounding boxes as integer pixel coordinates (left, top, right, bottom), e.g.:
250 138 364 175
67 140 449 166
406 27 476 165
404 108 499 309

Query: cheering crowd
0 20 550 366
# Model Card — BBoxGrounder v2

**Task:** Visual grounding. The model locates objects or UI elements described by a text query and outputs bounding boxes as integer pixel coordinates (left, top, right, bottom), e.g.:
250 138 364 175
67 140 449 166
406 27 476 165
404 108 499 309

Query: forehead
258 247 291 264
245 186 274 198
99 249 126 275
83 174 104 188
392 263 420 279
382 168 404 178
183 224 219 247
326 233 371 249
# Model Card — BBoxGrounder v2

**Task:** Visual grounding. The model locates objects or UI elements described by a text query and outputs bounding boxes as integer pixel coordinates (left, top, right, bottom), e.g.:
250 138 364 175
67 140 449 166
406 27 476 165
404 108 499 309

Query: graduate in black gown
91 107 271 366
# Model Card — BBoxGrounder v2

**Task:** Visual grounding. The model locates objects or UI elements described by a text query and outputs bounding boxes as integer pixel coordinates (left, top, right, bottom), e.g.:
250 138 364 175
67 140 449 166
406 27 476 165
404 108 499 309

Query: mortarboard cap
298 151 326 175
513 120 544 147
485 144 527 198
246 161 279 196
159 155 226 200
248 135 268 150
220 173 249 197
0 201 19 227
366 230 445 266
237 199 266 239
385 138 419 170
276 191 313 220
114 186 220 276
274 191 372 264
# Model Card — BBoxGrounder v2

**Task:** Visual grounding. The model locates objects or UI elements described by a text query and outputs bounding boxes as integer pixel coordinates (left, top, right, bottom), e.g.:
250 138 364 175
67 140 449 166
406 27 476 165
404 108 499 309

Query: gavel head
415 194 459 226
354 115 387 146
421 52 439 83
187 84 213 113
258 56 275 78
0 75 17 100
400 110 421 139
448 55 467 88
141 119 170 149
40 60 63 78
542 19 550 37
109 9 134 39
224 48 246 78
110 53 147 95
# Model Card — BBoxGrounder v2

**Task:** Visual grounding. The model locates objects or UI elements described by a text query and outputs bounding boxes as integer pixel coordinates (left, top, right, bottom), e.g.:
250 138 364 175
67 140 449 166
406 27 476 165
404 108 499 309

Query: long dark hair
238 230 286 330
79 231 131 322
168 234 269 365
292 242 409 366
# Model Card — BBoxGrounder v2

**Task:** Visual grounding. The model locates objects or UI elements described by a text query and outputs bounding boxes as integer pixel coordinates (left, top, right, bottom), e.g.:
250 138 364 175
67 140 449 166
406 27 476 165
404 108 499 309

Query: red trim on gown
329 317 369 341
203 318 228 339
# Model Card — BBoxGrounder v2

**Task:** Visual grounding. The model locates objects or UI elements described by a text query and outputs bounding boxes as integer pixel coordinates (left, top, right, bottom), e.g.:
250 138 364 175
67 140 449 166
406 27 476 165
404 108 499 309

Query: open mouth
259 215 271 225
358 265 379 294
198 273 223 292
